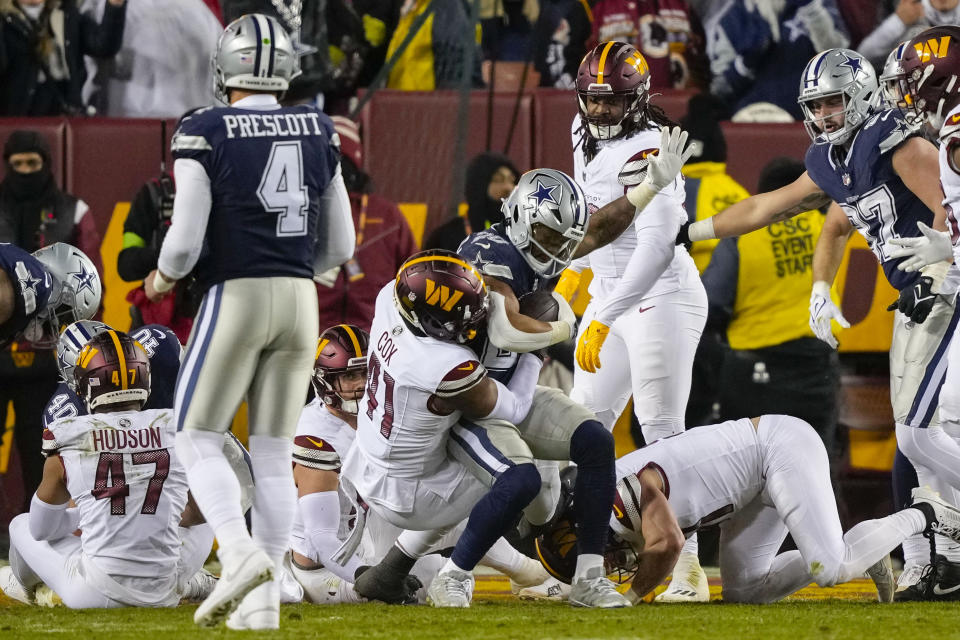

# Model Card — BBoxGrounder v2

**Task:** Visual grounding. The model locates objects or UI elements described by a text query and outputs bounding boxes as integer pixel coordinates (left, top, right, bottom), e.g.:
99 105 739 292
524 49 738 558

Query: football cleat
427 568 475 608
0 566 35 605
193 544 273 627
225 581 280 631
180 568 218 602
655 552 710 603
865 555 894 603
569 566 631 608
895 555 960 601
912 486 960 542
514 576 571 601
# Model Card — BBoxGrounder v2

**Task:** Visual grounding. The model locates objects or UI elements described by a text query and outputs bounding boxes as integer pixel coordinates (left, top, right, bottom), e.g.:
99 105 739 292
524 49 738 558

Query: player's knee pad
570 420 614 468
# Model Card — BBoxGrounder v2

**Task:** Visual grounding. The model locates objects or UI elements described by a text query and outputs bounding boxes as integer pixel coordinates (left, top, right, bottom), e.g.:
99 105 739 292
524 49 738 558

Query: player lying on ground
536 415 960 603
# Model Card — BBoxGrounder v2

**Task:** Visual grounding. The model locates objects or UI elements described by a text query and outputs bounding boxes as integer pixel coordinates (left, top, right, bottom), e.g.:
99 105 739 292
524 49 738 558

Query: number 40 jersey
171 102 341 294
42 410 188 583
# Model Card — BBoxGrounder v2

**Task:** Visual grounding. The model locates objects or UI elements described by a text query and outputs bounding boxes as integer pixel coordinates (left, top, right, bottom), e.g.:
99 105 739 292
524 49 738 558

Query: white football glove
809 281 849 349
888 221 954 272
644 126 695 191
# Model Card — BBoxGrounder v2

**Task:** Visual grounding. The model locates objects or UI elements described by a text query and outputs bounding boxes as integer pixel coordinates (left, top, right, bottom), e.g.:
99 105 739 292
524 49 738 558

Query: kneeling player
537 415 960 603
1 331 209 608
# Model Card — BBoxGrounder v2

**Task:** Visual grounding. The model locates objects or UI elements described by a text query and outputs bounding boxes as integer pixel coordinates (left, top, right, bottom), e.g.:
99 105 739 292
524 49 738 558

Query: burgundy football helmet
394 249 488 344
900 26 960 129
74 330 151 412
576 41 652 140
312 324 369 415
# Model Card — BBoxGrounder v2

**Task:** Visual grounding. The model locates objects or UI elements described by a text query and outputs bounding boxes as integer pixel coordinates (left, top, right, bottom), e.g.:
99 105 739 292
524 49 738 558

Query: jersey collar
231 94 282 111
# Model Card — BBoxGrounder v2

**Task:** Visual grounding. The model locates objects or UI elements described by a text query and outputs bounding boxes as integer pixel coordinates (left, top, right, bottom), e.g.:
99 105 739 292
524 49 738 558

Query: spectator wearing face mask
0 0 127 116
423 151 520 253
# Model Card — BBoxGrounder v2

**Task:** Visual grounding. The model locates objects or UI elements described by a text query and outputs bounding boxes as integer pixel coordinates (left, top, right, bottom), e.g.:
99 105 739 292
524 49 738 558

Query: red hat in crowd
331 115 363 169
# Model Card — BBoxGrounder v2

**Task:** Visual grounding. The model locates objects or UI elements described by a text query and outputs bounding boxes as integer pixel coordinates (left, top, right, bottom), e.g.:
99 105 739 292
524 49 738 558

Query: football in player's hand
518 290 560 322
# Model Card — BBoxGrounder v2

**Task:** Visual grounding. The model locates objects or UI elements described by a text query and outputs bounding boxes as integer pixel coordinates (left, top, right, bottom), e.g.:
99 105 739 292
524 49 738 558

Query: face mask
4 167 53 200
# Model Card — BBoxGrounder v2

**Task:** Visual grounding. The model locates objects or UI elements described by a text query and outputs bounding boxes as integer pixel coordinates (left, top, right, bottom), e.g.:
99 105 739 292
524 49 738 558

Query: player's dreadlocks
576 100 678 165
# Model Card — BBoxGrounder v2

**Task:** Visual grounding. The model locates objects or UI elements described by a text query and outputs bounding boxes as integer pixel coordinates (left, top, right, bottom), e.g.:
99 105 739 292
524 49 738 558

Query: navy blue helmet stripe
251 16 263 78
265 17 276 77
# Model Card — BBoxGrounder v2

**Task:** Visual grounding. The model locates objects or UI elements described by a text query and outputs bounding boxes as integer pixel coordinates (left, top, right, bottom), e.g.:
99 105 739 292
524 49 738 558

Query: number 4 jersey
42 409 188 582
170 102 340 294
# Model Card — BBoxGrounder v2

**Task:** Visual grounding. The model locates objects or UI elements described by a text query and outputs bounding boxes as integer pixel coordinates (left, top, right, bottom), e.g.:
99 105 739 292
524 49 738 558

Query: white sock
480 537 527 575
902 534 930 569
249 435 297 570
442 557 470 574
574 553 604 581
176 430 250 549
681 533 698 558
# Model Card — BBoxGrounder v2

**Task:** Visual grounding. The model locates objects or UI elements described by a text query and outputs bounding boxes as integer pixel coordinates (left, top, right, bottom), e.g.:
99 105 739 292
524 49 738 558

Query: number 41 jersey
171 102 340 294
42 409 188 582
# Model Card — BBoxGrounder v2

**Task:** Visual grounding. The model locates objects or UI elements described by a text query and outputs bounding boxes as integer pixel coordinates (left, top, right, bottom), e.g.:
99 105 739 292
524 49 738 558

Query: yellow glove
554 269 581 304
576 320 610 373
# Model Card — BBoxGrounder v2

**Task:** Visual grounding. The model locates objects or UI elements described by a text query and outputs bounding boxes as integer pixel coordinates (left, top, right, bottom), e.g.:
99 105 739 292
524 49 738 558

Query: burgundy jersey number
91 449 170 516
365 353 396 438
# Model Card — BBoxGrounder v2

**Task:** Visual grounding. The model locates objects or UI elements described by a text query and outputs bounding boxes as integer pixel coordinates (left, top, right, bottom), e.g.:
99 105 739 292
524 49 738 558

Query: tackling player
537 415 960 604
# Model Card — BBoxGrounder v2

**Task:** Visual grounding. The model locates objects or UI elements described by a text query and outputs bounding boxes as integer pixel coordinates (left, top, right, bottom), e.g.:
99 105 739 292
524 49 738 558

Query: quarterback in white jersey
2 331 206 608
537 415 960 603
558 39 708 602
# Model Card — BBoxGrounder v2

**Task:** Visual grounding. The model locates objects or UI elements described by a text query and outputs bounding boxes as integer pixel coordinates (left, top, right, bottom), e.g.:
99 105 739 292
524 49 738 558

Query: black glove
887 275 938 324
676 221 691 246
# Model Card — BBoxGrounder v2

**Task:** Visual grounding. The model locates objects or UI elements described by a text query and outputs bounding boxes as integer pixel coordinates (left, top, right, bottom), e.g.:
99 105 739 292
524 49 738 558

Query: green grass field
1 574 952 640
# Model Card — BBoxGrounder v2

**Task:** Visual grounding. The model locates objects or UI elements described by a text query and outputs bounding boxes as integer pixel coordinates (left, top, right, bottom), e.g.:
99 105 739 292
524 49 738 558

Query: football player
1 330 209 608
143 14 355 630
288 324 561 603
881 25 960 599
677 47 957 599
0 242 101 349
340 249 629 608
536 415 960 604
554 40 710 602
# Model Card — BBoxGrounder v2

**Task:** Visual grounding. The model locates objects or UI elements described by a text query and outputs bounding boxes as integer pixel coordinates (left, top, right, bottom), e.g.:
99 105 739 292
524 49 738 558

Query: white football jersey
290 400 357 551
345 283 486 511
571 115 697 302
612 418 763 537
43 409 188 579
290 400 405 563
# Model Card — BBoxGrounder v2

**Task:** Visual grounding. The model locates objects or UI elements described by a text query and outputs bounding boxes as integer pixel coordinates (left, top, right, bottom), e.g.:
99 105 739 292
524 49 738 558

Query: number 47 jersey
171 102 340 294
42 409 188 582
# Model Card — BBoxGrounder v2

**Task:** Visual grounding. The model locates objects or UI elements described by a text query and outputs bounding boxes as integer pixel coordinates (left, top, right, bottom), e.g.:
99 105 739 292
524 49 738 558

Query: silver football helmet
502 168 589 278
213 13 301 104
879 42 910 110
56 319 111 390
798 48 878 145
30 243 102 348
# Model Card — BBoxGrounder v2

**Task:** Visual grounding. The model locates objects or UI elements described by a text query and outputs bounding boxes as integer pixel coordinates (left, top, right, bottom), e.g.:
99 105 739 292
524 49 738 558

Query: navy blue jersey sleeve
458 225 544 297
170 107 218 170
0 244 55 345
131 324 182 410
43 383 86 429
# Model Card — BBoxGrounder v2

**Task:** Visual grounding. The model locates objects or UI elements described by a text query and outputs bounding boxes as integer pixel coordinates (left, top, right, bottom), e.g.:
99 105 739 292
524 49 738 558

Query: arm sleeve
592 195 682 326
313 167 356 276
157 158 212 281
28 493 78 541
700 237 739 326
298 490 364 582
481 354 542 424
485 290 575 352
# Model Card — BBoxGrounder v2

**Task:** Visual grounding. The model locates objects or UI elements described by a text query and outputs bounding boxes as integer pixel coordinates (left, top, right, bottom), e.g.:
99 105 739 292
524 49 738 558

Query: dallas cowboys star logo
69 260 96 295
838 53 862 76
530 179 558 207
21 271 41 296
